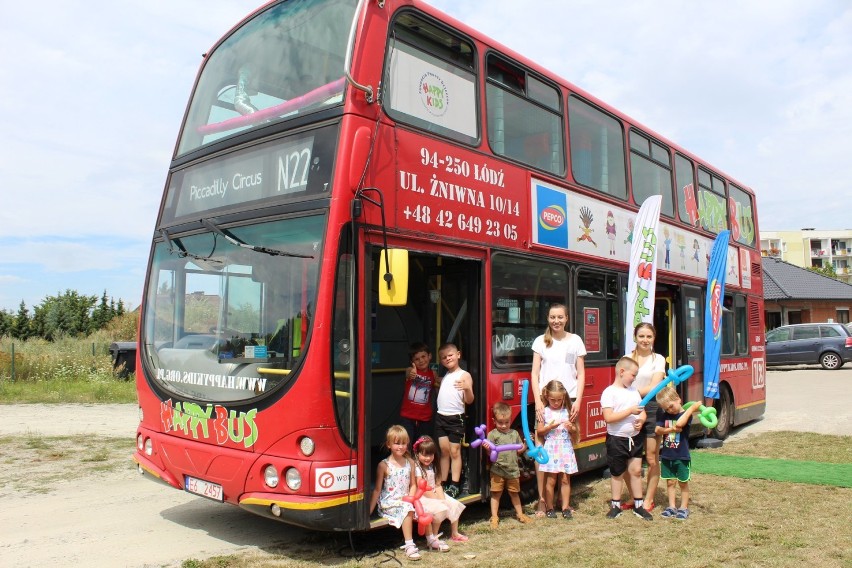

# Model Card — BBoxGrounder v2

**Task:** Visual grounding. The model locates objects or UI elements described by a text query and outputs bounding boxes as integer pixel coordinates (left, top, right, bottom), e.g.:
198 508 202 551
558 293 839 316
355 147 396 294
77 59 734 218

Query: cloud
0 1 254 240
0 237 150 310
0 238 145 272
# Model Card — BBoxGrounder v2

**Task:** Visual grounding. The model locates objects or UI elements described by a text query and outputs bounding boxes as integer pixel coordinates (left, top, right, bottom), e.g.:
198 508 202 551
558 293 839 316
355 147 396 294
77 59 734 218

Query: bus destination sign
170 135 315 219
161 124 340 224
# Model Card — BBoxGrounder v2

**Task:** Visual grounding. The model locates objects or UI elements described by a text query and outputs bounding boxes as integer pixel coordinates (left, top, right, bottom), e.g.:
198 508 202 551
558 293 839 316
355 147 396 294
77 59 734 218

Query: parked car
765 323 852 369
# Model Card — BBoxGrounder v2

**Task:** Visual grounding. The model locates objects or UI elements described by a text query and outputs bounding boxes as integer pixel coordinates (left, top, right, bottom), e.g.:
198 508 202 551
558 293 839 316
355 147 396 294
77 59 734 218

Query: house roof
762 257 852 301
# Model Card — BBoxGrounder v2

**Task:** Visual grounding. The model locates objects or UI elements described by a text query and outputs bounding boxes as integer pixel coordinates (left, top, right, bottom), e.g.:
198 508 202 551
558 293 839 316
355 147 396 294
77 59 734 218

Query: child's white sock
611 499 621 508
405 539 415 547
634 498 645 509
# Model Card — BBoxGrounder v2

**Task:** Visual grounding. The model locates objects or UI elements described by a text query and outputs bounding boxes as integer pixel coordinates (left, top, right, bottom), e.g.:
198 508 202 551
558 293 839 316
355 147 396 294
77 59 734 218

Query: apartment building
760 228 852 285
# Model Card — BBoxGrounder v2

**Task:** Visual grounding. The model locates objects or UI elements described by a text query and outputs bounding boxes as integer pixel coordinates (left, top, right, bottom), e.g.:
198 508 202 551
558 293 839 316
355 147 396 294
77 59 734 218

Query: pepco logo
539 205 565 231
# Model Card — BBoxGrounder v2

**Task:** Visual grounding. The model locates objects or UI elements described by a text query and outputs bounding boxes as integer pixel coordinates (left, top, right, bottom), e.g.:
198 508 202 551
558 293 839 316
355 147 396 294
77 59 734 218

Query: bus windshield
141 214 324 403
177 0 356 155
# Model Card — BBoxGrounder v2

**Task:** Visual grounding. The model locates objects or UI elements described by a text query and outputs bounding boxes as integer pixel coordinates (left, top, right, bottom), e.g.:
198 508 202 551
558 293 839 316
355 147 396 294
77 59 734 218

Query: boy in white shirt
600 356 652 521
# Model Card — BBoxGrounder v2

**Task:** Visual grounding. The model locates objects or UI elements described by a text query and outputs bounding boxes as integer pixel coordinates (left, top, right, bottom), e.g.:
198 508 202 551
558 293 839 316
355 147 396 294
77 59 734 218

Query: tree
808 264 838 279
30 304 46 338
6 290 126 341
0 309 12 337
37 290 97 340
90 291 112 333
12 301 31 340
103 310 139 341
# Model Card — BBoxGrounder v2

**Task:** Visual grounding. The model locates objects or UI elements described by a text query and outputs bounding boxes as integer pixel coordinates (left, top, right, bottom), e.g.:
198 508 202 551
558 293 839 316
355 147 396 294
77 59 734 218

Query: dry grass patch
0 433 135 495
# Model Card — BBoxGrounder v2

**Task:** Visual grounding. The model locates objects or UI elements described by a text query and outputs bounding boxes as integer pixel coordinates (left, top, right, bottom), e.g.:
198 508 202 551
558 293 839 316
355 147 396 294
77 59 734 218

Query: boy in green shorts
655 386 703 520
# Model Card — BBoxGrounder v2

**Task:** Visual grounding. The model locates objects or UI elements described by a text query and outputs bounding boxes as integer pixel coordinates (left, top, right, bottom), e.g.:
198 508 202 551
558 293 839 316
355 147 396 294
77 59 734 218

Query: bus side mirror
378 249 408 306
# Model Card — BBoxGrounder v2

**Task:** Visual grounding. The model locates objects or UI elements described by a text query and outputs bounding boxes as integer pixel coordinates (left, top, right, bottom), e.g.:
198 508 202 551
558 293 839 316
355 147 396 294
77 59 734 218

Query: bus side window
574 269 621 362
486 55 564 176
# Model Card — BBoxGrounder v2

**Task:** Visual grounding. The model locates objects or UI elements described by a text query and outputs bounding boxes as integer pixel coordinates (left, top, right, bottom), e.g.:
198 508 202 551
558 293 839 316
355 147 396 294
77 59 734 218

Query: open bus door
679 285 705 432
653 294 674 370
366 245 484 526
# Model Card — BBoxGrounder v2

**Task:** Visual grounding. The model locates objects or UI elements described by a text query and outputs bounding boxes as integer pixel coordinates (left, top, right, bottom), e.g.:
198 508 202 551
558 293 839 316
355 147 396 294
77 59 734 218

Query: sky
1 0 851 313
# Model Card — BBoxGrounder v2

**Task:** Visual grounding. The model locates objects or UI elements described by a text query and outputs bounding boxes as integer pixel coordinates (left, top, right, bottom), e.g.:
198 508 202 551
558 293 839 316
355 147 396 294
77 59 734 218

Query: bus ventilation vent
751 262 762 276
749 301 761 327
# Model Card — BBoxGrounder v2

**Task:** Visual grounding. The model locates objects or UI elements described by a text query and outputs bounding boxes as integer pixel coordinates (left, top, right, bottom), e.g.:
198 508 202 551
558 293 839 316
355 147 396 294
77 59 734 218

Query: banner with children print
703 230 730 399
624 196 662 354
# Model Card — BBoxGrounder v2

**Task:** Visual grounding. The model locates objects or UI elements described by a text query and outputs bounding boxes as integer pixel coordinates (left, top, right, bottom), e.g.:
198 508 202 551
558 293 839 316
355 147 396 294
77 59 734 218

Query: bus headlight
263 465 279 488
137 434 144 450
285 467 301 491
299 436 315 456
144 438 153 456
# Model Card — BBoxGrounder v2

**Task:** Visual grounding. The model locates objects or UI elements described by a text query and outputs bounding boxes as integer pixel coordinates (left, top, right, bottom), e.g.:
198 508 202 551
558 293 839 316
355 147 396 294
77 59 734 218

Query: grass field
172 431 851 568
0 324 137 404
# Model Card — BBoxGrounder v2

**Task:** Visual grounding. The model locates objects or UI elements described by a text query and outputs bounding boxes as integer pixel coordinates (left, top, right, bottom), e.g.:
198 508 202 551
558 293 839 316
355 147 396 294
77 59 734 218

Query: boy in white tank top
434 343 474 498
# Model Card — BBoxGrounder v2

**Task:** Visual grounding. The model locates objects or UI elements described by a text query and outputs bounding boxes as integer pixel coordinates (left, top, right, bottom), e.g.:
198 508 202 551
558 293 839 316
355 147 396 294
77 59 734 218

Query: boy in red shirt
400 342 436 442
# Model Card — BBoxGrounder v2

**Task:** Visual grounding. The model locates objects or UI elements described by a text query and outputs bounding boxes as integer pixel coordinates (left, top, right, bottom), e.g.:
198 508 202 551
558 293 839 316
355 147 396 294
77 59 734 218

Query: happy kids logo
419 72 448 117
539 204 566 231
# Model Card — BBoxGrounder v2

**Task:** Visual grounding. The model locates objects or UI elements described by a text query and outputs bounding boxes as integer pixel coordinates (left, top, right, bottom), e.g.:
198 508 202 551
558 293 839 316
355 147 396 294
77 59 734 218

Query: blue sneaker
675 508 689 520
661 507 677 518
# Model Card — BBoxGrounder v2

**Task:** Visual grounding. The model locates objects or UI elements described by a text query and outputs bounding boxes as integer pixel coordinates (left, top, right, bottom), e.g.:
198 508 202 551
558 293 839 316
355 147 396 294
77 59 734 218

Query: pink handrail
197 77 346 136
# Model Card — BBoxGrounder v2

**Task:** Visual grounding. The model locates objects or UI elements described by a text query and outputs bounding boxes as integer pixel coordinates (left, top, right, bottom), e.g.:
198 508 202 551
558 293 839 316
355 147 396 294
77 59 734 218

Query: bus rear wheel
712 386 734 440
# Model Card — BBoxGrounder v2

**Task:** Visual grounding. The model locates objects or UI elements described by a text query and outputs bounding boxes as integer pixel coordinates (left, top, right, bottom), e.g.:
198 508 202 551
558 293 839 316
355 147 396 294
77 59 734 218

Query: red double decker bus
133 0 766 531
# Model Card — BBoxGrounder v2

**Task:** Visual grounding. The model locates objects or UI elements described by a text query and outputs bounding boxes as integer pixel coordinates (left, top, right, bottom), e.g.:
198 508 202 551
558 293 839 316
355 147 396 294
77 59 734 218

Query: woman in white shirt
626 322 666 511
530 303 587 516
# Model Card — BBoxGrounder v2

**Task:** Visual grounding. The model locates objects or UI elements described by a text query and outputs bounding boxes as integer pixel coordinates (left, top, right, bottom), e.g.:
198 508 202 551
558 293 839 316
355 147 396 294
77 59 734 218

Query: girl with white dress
369 426 426 560
536 380 579 519
530 303 587 516
412 436 467 544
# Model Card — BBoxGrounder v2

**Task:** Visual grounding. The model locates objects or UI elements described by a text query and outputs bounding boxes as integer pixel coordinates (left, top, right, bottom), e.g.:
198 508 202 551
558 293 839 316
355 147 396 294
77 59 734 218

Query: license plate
185 476 224 502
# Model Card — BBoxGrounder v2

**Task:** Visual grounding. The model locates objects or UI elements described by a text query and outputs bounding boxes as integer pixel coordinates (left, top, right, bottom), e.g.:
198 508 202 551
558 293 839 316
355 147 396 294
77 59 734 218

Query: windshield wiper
160 229 223 267
202 219 314 259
